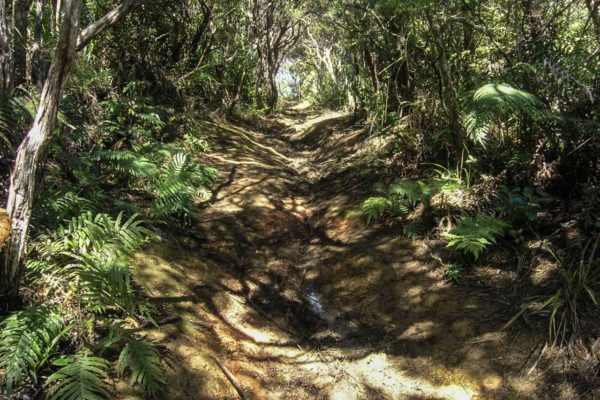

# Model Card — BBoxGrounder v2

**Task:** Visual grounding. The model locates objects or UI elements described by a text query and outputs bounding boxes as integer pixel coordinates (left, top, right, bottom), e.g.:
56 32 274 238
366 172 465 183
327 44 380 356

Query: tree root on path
211 355 252 400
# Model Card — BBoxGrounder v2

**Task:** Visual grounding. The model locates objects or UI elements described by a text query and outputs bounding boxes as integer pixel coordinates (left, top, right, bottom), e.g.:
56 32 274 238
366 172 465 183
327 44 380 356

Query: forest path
128 107 543 400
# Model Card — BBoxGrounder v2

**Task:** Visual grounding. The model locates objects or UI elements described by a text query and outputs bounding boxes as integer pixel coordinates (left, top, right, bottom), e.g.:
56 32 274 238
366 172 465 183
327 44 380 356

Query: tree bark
31 0 45 89
1 0 143 309
0 0 12 98
76 0 143 51
12 0 34 87
1 0 81 307
426 14 462 144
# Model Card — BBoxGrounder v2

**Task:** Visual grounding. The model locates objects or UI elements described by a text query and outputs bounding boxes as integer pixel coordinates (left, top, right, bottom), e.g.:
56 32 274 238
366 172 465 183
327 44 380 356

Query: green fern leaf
46 353 111 400
0 308 66 393
117 340 163 397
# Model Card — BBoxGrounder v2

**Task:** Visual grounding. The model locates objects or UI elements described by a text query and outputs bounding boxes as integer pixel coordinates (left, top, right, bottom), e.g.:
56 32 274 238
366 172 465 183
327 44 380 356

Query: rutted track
129 108 544 400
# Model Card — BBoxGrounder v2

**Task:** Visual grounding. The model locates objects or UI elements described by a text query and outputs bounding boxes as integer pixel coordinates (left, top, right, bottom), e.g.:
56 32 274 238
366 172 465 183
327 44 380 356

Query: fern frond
94 150 160 179
463 83 546 145
46 353 111 400
118 339 163 397
0 308 67 393
76 255 135 314
39 211 153 255
443 215 511 258
362 197 390 225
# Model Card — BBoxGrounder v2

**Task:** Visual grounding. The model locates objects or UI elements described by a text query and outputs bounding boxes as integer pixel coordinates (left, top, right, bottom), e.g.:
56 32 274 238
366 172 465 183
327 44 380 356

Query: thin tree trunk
12 0 34 87
1 0 143 309
427 14 462 144
32 0 44 89
1 0 81 307
0 0 12 98
76 0 142 51
585 0 600 47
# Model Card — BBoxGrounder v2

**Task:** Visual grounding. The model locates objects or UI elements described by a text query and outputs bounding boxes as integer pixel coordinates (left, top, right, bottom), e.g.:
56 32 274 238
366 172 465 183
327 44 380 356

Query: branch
76 0 142 51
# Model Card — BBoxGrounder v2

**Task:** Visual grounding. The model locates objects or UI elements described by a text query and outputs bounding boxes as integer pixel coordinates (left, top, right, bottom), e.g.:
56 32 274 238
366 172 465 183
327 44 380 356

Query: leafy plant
0 308 69 393
443 215 511 259
117 339 163 397
445 263 463 283
506 236 600 343
46 353 112 400
362 197 390 225
28 212 154 316
497 186 552 224
463 83 546 145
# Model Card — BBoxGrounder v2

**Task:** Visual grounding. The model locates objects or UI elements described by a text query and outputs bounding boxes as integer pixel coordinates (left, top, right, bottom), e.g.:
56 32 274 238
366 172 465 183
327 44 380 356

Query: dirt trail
128 109 544 399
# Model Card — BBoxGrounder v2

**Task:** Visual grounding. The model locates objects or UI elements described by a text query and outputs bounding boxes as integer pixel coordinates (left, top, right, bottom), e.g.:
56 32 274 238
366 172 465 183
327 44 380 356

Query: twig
211 355 251 400
527 343 548 375
140 316 182 329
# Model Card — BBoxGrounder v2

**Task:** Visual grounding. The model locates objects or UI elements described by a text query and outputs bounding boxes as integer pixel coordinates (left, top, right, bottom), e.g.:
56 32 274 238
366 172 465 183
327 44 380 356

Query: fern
29 212 154 315
463 83 546 145
443 215 511 259
389 180 423 205
94 150 160 179
76 255 136 314
95 145 217 220
362 197 390 225
117 339 163 397
36 211 153 256
0 308 68 393
46 353 111 400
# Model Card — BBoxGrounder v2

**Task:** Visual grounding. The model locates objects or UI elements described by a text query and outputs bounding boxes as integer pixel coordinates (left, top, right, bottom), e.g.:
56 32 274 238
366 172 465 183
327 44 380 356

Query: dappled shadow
132 111 545 399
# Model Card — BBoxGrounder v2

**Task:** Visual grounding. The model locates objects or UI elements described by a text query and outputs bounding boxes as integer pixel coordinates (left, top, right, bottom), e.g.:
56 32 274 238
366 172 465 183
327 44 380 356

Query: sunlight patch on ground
291 111 345 135
301 353 476 400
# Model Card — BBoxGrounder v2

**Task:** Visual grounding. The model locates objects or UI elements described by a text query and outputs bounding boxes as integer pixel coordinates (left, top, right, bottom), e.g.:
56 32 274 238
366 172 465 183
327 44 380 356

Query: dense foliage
0 0 598 397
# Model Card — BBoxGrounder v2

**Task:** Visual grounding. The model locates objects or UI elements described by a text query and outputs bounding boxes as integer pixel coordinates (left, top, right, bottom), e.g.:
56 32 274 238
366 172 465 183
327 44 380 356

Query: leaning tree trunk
0 0 12 98
0 0 82 307
12 0 34 87
0 0 144 309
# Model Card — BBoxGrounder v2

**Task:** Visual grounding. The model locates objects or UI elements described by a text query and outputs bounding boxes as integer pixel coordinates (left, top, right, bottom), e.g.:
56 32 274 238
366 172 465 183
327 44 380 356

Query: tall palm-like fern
0 308 68 393
463 83 546 145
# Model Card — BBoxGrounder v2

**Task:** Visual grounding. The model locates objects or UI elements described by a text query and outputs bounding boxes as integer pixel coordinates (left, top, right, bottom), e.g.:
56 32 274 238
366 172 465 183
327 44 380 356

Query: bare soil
124 107 550 399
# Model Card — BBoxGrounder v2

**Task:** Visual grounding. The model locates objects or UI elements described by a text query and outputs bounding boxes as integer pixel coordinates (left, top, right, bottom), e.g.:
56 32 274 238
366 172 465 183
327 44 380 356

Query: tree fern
117 339 163 397
46 353 111 400
0 308 68 393
463 83 546 145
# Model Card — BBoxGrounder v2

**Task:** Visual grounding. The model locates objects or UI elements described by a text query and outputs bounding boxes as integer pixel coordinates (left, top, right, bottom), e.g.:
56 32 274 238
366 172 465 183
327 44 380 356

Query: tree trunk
77 0 142 51
585 0 600 47
1 0 81 307
427 14 462 144
0 0 12 98
31 0 44 89
12 0 33 87
266 63 278 113
1 0 143 309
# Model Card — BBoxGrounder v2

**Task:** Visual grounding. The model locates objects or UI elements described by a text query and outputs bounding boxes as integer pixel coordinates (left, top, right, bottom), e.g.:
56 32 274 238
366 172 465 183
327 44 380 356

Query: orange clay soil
123 107 546 400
